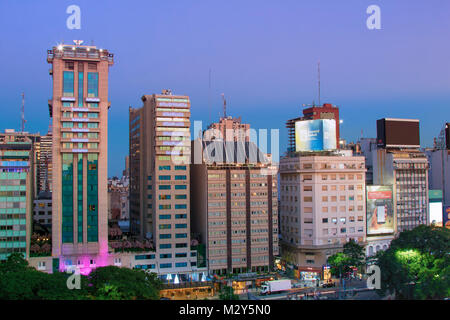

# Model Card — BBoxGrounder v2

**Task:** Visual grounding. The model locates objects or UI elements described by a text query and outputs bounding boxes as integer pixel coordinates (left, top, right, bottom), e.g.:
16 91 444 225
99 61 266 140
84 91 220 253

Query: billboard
444 206 450 229
376 118 420 148
295 119 336 152
366 185 394 235
429 190 443 227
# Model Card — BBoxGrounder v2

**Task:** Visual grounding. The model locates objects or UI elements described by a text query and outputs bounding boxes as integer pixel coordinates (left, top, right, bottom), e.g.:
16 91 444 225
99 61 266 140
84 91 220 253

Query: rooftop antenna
208 68 212 125
21 92 26 132
221 93 226 118
318 60 321 106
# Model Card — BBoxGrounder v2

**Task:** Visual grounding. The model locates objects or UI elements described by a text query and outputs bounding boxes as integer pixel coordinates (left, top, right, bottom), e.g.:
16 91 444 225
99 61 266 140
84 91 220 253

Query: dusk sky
1 0 449 177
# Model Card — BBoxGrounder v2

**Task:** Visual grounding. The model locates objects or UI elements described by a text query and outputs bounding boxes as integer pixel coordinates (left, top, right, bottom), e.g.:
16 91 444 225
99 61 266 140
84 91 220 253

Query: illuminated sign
366 185 394 235
295 119 336 152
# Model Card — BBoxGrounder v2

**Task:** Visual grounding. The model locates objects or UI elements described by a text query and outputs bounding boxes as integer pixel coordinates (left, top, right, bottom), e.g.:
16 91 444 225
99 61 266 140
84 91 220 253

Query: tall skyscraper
190 139 279 275
47 41 114 271
0 129 34 261
129 90 196 276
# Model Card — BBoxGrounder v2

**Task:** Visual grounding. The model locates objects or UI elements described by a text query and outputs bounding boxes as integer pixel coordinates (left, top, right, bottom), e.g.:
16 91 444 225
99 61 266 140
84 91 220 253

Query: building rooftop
47 40 113 64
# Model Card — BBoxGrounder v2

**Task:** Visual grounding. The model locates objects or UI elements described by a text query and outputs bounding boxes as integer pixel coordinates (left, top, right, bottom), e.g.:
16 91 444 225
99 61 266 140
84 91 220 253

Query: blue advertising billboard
295 119 336 152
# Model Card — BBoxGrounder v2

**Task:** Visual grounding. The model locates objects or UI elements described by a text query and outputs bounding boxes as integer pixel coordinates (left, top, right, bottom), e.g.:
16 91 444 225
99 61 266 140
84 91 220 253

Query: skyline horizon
1 0 449 177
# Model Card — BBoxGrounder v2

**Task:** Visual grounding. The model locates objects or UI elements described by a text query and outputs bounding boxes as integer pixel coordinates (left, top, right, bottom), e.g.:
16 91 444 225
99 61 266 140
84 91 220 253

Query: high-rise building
360 119 429 257
129 90 196 276
0 129 35 261
279 154 366 278
373 119 429 233
47 41 114 271
190 138 279 275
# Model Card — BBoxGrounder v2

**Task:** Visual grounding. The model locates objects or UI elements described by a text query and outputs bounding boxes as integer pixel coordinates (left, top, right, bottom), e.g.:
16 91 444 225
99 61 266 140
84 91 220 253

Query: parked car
321 281 335 288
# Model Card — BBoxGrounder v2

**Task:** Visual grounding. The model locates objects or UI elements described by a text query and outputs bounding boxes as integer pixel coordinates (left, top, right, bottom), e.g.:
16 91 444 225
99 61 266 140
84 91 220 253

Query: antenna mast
221 93 226 118
318 61 321 106
208 68 212 125
21 92 25 132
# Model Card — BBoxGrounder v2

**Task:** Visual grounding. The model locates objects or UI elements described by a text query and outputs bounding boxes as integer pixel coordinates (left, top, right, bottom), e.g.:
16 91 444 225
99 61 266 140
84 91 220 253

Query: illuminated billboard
366 185 394 235
444 206 450 229
429 190 443 227
295 119 336 152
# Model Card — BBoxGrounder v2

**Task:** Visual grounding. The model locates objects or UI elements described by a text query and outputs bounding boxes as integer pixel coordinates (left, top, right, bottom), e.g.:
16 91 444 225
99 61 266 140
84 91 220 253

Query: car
321 281 335 288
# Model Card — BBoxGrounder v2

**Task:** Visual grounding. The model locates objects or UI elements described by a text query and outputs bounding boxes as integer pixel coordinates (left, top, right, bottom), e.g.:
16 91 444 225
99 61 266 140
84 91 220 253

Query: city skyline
1 0 450 177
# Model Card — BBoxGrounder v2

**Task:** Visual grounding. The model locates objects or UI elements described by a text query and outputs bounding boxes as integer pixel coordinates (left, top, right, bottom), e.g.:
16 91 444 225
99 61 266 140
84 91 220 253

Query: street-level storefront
159 282 218 300
297 266 322 283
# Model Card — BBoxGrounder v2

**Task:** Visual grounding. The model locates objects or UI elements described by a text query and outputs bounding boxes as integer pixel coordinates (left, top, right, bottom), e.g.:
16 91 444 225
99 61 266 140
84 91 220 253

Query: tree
343 239 365 270
87 266 161 300
377 225 450 299
327 252 353 278
0 254 89 300
218 285 239 300
0 252 30 274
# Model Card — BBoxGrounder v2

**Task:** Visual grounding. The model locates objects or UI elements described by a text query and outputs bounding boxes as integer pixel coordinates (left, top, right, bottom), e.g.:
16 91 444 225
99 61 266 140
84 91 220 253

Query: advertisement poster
295 119 336 152
366 186 394 235
444 206 450 229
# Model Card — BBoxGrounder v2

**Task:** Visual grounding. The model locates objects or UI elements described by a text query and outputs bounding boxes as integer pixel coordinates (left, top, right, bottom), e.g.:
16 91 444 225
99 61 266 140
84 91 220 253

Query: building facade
33 191 52 230
47 41 114 272
372 148 429 233
190 139 279 275
38 130 53 193
279 154 366 276
129 90 197 277
0 129 34 261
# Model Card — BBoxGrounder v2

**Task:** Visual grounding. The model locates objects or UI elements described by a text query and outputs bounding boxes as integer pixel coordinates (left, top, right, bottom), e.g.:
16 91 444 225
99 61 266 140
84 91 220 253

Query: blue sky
1 0 449 176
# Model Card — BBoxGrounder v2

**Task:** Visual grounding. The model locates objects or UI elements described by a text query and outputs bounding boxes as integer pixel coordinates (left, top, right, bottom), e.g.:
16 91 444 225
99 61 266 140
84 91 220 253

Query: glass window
63 71 74 97
87 72 99 97
78 72 83 106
